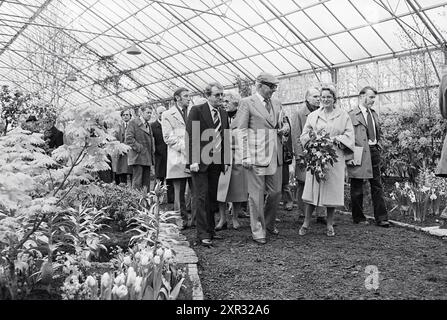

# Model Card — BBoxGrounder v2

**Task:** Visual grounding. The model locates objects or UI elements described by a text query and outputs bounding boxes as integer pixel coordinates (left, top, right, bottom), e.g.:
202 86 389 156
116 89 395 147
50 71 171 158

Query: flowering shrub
380 110 447 181
0 101 130 299
390 169 447 222
297 129 338 183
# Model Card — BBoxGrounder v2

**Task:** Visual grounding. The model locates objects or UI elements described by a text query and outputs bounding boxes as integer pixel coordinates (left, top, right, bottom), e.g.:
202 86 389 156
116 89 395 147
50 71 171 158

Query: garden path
182 209 447 299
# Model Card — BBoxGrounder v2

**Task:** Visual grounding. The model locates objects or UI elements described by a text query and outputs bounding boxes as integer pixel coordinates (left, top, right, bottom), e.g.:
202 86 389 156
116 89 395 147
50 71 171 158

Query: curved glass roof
0 0 446 109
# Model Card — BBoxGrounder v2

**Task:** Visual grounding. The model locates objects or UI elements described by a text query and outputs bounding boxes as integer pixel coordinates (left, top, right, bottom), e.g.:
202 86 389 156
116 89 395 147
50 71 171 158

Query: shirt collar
256 92 266 103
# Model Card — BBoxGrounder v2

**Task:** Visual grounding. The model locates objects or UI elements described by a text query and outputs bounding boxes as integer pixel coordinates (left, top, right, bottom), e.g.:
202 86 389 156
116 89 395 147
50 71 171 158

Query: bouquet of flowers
297 129 338 183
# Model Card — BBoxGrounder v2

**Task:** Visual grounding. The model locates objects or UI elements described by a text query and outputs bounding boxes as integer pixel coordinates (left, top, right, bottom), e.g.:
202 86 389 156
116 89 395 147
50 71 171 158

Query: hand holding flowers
297 129 338 183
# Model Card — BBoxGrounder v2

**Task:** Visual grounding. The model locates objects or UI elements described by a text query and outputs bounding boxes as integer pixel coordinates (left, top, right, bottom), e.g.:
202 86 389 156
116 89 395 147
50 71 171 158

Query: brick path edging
337 210 447 239
172 241 204 300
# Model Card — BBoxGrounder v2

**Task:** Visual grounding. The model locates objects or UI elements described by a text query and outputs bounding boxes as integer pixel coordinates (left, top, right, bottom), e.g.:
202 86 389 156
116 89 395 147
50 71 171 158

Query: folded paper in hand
353 146 363 166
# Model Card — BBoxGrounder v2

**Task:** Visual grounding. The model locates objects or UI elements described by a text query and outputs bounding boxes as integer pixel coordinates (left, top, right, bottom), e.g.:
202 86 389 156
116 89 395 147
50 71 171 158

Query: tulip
163 249 173 260
114 272 126 286
126 267 137 287
101 272 112 288
141 255 149 266
111 285 118 296
123 256 132 266
86 275 97 288
154 255 161 265
430 194 437 200
134 252 141 260
134 276 143 293
116 284 128 299
156 248 164 256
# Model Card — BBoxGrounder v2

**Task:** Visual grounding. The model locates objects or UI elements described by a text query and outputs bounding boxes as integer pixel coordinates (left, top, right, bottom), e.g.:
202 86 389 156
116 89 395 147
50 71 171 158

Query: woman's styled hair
320 84 337 101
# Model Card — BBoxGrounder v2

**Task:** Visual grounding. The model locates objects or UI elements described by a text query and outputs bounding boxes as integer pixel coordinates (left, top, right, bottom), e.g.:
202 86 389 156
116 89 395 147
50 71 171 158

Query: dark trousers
131 165 151 190
191 164 221 240
350 146 388 223
115 173 130 185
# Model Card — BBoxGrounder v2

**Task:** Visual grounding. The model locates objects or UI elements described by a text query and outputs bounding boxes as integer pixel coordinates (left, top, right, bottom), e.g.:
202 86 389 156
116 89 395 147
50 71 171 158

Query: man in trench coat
125 104 155 190
347 86 390 227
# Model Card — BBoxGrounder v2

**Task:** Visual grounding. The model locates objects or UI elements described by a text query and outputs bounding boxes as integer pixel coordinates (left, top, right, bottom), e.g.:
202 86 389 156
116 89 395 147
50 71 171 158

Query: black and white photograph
1 0 447 304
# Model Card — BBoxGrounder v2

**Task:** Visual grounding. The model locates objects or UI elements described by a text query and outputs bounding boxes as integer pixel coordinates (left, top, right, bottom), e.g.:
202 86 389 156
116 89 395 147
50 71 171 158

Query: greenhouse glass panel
350 26 390 56
330 32 368 60
284 11 325 39
304 4 345 34
325 0 366 29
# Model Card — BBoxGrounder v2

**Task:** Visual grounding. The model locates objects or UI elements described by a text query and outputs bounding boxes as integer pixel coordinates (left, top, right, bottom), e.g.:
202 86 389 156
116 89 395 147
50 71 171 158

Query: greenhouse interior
1 0 447 302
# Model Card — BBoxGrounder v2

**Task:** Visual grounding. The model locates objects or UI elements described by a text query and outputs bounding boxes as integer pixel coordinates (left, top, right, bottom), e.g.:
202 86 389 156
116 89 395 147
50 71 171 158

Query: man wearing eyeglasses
186 82 231 247
232 72 290 244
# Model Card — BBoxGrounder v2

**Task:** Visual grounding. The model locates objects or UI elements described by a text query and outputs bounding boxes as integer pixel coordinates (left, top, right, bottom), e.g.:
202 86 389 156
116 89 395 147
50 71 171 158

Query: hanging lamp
127 43 141 55
66 72 77 81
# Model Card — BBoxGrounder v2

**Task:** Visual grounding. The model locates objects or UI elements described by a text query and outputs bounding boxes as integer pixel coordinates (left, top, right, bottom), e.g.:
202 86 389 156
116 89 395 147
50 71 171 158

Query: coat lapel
371 108 380 140
172 106 185 125
136 118 151 135
254 95 275 127
354 106 367 128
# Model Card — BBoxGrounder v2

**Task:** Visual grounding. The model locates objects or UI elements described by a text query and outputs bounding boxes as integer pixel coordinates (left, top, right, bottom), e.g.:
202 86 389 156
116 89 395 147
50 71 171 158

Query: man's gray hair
224 92 240 105
305 86 321 101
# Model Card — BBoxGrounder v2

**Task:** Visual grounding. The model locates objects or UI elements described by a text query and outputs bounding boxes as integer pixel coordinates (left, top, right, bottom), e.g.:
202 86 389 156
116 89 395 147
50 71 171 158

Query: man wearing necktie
125 104 155 190
232 72 290 244
347 86 390 228
186 82 230 247
162 88 192 229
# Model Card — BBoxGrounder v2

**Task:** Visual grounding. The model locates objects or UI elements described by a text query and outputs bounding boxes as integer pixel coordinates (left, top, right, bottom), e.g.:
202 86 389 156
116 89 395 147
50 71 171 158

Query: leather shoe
200 239 212 247
267 228 279 236
376 221 390 228
253 238 267 245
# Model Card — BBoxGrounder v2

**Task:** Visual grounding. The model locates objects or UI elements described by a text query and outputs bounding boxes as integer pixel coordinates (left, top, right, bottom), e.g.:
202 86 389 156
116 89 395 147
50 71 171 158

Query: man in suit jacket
125 104 155 190
112 109 132 185
347 86 390 227
186 82 230 247
162 88 192 228
232 72 290 244
291 87 327 223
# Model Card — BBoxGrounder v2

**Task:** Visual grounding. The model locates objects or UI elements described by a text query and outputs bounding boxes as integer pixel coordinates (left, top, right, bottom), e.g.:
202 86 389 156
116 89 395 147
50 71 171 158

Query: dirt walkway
182 209 447 300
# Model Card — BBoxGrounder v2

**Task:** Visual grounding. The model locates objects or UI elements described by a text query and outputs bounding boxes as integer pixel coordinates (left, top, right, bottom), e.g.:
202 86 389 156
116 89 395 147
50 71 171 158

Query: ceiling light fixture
127 43 141 55
66 71 77 81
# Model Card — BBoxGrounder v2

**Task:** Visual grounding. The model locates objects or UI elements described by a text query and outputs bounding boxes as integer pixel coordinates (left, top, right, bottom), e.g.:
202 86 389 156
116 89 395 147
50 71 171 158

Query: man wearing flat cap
232 72 290 244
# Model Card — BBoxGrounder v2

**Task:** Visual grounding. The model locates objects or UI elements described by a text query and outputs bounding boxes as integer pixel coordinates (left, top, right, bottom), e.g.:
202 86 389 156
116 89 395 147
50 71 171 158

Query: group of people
110 71 391 247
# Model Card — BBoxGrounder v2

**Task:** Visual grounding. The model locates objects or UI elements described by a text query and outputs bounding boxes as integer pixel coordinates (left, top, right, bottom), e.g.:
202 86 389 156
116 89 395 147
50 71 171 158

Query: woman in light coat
215 92 248 230
299 86 354 237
